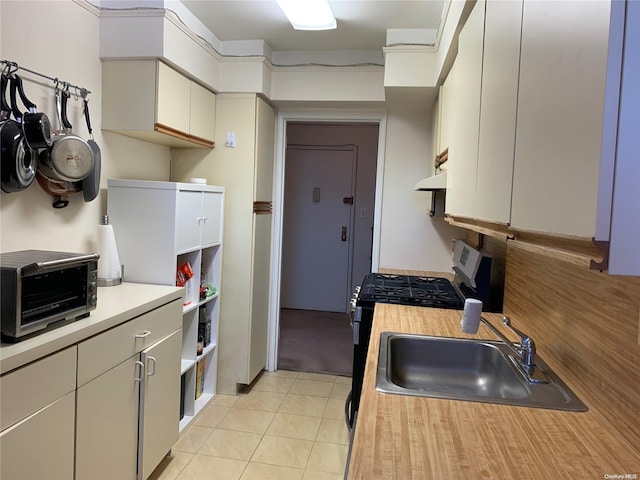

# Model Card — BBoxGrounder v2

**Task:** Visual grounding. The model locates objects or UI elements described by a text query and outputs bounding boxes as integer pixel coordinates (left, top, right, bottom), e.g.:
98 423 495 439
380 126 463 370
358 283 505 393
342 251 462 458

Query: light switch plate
225 132 236 148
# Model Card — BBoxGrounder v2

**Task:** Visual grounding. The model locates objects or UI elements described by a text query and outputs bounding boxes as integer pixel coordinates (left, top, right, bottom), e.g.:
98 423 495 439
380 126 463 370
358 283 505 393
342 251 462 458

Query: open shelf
181 359 195 375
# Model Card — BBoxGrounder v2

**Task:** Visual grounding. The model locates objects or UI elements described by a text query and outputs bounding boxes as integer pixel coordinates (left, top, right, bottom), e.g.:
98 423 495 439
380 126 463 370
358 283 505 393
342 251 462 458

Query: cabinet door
0 392 75 480
510 0 610 237
190 82 216 142
445 0 485 218
156 62 191 134
139 330 182 480
606 0 640 275
248 213 271 383
475 0 522 224
255 98 276 201
176 189 204 253
1 346 76 431
76 356 140 480
201 191 223 246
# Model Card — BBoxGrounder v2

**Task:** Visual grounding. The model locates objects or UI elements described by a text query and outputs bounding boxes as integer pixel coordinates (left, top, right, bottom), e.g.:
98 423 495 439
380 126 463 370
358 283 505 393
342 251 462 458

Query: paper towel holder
98 215 123 287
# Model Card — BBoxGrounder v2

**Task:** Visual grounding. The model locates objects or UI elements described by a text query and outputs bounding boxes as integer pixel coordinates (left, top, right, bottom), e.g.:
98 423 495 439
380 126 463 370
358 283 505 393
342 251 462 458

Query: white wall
0 1 171 254
379 106 463 272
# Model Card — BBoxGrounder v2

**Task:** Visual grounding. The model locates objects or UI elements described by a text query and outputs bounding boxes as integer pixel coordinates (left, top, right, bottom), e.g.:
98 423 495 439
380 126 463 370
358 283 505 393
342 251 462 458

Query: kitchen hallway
149 370 351 480
277 309 353 377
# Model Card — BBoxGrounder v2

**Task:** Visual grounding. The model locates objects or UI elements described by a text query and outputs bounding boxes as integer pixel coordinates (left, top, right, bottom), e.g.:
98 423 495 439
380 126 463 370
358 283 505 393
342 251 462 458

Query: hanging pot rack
1 59 91 99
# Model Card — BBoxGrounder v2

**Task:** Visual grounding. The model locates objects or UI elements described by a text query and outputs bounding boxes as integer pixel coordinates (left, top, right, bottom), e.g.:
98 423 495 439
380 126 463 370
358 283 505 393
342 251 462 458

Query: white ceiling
180 0 446 53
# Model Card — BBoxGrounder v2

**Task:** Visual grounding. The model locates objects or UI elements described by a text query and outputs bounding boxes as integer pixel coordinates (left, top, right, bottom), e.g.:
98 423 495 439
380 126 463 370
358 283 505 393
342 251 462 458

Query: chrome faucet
480 316 546 383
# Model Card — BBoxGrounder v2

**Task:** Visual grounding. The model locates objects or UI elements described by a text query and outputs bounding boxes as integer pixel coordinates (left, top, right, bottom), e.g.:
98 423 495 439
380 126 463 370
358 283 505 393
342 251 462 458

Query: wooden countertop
347 303 640 479
1 282 183 374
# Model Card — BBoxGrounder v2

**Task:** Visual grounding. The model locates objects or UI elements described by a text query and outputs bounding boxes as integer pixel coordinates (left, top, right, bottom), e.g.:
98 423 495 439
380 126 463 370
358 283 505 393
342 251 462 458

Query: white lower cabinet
76 355 140 480
76 329 181 480
0 392 75 480
76 299 182 480
139 330 182 480
0 347 77 480
0 287 183 480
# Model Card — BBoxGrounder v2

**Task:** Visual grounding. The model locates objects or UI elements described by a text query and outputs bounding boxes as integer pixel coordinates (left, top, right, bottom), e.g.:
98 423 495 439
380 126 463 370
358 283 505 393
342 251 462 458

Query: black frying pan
0 75 36 193
14 74 52 150
81 98 101 202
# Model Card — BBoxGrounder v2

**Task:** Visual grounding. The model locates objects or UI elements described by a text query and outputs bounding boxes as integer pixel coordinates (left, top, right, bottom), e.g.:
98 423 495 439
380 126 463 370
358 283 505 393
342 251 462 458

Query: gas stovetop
358 273 464 310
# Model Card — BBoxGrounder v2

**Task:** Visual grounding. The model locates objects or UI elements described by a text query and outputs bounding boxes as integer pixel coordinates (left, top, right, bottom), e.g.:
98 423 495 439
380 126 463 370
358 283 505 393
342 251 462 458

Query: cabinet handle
146 356 157 377
134 360 145 382
135 330 151 339
202 216 207 223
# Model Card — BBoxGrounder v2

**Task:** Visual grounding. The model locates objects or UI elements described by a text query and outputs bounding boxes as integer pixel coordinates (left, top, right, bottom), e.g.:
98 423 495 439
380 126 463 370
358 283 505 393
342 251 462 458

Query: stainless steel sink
376 333 588 412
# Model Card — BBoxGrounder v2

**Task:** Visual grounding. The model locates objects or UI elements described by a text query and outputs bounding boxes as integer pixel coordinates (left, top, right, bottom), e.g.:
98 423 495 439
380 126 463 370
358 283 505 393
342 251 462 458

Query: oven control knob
89 294 98 306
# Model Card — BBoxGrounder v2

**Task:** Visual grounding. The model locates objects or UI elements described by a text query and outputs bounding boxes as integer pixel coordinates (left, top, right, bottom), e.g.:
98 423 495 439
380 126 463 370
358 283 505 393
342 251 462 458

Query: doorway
281 145 357 313
269 115 387 373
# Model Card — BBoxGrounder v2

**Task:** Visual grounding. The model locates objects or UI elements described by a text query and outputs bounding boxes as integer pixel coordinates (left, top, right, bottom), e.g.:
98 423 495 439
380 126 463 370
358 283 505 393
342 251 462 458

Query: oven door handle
345 389 353 429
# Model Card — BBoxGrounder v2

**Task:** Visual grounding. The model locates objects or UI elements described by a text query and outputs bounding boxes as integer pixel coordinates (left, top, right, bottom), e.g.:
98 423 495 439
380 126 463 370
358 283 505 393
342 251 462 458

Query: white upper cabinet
443 0 611 241
475 0 523 225
445 0 484 219
103 60 216 148
156 62 192 136
510 0 610 237
189 81 218 144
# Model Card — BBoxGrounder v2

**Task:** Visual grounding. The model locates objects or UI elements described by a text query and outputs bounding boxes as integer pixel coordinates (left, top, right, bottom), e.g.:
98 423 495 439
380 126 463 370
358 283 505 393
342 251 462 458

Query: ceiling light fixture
276 0 337 31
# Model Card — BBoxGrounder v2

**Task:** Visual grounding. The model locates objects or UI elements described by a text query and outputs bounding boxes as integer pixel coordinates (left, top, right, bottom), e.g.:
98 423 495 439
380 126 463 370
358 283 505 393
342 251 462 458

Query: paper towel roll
461 298 482 334
97 221 122 286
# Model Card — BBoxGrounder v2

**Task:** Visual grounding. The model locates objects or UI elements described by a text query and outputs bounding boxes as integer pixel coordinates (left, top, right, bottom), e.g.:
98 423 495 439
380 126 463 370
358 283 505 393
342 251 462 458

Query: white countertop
1 282 183 374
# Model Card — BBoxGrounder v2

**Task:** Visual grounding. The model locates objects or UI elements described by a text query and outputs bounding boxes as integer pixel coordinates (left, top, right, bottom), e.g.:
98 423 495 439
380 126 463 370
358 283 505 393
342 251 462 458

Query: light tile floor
149 370 351 480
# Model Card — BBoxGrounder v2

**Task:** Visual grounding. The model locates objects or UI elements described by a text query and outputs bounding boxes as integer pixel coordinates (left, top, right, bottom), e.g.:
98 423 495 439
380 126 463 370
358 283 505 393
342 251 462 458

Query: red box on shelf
176 261 194 287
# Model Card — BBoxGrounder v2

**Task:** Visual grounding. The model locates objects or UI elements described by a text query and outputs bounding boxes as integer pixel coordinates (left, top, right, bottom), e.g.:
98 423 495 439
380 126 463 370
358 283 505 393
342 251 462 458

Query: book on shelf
195 358 205 399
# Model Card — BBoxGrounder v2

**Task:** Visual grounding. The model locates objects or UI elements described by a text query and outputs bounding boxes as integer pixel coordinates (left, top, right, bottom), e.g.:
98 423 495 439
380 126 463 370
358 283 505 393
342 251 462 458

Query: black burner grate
358 273 464 309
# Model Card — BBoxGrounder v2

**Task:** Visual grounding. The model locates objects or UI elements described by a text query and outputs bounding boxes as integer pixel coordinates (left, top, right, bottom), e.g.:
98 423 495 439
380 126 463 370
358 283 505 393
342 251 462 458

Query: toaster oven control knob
89 294 98 306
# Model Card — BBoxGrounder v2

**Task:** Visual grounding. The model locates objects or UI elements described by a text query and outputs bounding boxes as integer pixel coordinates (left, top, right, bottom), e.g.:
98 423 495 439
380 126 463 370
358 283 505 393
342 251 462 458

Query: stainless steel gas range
345 240 499 429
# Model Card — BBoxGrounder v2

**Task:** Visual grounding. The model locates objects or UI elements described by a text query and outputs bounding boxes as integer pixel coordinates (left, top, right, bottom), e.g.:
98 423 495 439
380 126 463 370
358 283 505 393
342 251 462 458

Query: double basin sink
376 332 587 412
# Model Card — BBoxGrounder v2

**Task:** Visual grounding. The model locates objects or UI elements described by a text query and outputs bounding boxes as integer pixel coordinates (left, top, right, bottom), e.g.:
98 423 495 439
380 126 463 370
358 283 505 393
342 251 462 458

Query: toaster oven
1 250 99 341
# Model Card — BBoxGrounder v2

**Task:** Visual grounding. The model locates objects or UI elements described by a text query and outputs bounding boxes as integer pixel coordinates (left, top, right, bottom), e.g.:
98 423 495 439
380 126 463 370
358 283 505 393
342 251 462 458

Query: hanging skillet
0 73 11 121
14 73 52 150
35 163 82 208
81 97 101 202
0 74 37 193
39 86 94 183
35 86 85 207
0 72 20 192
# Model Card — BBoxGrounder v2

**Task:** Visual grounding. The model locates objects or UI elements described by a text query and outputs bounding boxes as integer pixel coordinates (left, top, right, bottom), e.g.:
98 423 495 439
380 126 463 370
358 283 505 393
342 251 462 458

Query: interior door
281 146 355 312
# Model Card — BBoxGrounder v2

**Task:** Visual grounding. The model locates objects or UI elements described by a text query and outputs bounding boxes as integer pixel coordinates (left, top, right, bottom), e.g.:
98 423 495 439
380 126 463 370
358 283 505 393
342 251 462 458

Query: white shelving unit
107 179 224 432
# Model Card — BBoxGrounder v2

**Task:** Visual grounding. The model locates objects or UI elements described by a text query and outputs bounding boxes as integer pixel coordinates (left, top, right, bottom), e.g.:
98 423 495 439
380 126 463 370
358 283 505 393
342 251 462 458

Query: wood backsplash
502 242 640 451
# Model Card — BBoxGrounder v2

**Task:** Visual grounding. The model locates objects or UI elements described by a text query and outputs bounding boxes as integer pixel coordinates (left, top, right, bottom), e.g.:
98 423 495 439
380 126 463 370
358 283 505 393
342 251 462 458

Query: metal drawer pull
134 360 144 382
147 356 157 377
135 330 151 339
